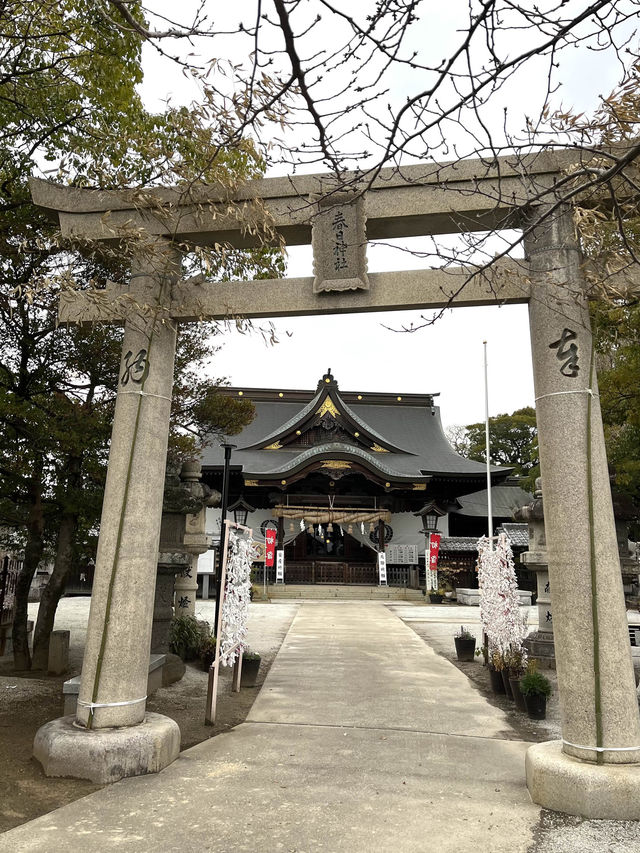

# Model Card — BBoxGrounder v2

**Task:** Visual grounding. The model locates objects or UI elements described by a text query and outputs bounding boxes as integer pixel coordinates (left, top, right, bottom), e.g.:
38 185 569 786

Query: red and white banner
264 528 277 568
428 533 441 571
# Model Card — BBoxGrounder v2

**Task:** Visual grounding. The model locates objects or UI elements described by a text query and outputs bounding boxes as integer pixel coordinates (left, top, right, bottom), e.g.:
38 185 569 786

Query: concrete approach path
1 602 541 852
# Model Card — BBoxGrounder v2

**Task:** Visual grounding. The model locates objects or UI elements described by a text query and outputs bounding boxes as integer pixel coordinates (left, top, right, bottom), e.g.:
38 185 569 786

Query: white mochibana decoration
477 533 526 661
220 529 256 667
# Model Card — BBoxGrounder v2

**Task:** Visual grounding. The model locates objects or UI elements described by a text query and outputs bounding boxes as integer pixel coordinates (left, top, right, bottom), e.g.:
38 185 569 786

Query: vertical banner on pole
265 528 276 568
426 533 442 590
275 549 285 583
378 552 387 586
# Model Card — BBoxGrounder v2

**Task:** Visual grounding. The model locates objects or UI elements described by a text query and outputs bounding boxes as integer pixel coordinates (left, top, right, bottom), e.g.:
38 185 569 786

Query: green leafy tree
463 407 539 491
593 302 640 515
0 1 281 669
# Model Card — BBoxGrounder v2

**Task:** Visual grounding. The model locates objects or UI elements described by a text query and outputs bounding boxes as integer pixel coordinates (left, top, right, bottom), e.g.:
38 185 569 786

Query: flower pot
240 656 261 687
454 637 476 662
509 676 527 712
524 692 547 720
501 668 514 699
489 667 506 694
429 593 443 604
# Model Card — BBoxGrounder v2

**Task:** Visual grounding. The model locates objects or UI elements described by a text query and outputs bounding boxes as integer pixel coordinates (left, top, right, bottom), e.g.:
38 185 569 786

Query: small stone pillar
515 479 555 667
524 204 640 819
152 554 190 654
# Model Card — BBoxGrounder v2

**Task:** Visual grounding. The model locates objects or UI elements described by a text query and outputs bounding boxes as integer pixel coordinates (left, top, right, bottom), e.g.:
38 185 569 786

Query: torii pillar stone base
526 742 640 820
524 206 640 818
33 713 180 785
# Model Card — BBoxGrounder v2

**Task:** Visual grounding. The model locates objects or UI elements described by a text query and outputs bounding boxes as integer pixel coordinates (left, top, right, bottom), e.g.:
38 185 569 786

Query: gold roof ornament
316 397 339 418
264 441 283 450
370 443 389 453
244 479 259 487
321 460 351 470
412 483 427 491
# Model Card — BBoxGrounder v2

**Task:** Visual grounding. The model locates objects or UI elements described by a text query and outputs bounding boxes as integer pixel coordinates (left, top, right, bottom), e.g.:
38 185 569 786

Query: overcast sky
138 2 631 429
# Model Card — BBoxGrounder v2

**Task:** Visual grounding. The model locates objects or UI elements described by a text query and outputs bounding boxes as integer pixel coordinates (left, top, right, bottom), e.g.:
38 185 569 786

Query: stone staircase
265 584 426 601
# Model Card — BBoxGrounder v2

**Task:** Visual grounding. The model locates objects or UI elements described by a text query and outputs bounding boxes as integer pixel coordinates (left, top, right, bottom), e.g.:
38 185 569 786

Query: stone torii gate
29 153 640 817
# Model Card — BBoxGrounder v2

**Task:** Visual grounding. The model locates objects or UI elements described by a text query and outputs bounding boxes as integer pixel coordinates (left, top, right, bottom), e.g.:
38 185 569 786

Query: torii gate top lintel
31 151 586 323
29 149 575 249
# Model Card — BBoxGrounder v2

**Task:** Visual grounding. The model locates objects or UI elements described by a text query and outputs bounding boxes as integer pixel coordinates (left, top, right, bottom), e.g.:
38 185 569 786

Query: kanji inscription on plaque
312 194 369 294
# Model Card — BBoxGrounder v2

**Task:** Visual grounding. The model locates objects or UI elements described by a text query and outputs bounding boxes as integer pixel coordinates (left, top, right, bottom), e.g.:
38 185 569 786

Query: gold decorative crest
321 460 351 470
370 443 389 453
264 441 283 450
316 398 339 418
412 483 427 491
244 479 259 487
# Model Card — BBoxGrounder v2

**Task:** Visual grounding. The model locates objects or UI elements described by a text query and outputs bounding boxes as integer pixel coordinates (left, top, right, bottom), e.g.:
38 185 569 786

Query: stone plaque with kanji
312 194 369 294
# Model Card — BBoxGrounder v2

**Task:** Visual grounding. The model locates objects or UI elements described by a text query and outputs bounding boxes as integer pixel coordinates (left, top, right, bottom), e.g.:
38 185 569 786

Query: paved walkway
1 602 541 852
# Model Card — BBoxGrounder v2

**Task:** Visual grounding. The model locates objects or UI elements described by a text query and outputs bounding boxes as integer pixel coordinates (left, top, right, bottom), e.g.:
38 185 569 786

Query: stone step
265 584 426 601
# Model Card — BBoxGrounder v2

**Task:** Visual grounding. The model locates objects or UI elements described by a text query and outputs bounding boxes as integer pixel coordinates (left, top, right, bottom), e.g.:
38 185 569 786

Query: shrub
519 670 552 698
169 614 208 661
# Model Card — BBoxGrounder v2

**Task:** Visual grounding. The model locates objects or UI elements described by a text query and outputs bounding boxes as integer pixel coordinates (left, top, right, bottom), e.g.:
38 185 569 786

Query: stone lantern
514 478 555 667
152 460 220 665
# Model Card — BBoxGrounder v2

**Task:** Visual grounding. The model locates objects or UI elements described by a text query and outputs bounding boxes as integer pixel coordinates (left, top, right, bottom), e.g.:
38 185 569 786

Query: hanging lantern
289 521 294 533
328 523 333 533
348 524 353 534
369 522 375 533
307 523 314 533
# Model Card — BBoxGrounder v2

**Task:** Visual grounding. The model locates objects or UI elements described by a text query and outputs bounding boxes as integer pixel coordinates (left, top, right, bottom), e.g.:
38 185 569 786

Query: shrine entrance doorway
284 524 378 585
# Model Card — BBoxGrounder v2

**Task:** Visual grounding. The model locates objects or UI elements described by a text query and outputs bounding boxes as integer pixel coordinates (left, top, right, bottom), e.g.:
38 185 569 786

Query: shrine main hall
201 370 531 589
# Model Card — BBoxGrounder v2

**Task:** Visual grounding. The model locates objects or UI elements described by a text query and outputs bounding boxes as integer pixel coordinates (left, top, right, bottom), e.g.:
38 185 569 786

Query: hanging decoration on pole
264 526 277 569
426 532 442 591
205 522 256 725
477 532 526 668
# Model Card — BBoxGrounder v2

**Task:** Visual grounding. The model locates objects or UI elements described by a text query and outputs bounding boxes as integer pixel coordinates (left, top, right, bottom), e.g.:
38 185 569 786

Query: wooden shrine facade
200 370 527 587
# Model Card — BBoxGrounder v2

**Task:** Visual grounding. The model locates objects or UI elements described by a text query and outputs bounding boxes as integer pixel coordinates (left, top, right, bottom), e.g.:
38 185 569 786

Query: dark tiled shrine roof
201 372 510 488
451 481 531 518
497 522 529 548
440 523 529 553
440 537 480 552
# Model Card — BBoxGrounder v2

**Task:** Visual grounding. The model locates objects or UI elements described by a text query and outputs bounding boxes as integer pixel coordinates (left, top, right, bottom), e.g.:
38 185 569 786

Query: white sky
138 2 633 429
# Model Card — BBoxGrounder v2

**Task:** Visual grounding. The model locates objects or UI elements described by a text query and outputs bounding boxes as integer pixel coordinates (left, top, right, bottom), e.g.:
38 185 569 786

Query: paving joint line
244 718 534 744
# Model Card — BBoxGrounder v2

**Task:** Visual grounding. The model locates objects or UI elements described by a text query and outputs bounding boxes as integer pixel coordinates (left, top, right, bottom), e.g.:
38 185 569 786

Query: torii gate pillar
525 206 640 818
34 242 181 783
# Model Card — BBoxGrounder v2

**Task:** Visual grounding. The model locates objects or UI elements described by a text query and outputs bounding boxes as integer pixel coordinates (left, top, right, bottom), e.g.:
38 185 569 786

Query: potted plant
519 669 552 719
198 634 217 671
488 649 506 694
506 647 528 712
429 588 444 604
169 614 208 662
454 626 476 661
240 648 261 687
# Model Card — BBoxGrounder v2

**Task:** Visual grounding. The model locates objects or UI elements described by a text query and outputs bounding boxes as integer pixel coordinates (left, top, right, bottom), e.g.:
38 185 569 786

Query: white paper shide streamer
220 529 256 666
477 532 526 659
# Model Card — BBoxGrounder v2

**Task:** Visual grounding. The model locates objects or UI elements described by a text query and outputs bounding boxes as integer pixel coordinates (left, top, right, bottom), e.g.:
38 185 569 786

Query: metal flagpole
214 443 236 645
483 341 494 550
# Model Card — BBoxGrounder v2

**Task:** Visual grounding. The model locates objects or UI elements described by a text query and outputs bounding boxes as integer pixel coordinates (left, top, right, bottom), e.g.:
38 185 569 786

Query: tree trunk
12 460 45 670
31 511 78 671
